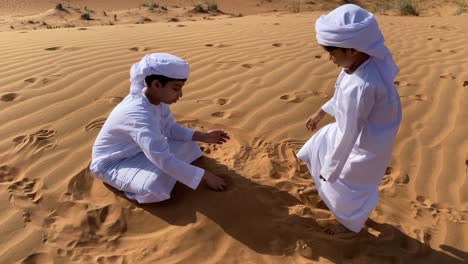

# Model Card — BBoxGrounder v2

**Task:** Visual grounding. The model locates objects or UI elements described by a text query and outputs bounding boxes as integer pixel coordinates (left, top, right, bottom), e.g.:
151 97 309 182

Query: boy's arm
320 84 375 183
321 80 339 117
321 99 336 117
131 115 204 190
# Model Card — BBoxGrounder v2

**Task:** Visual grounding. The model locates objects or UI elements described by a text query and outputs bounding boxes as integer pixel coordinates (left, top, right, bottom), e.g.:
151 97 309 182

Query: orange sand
0 1 467 263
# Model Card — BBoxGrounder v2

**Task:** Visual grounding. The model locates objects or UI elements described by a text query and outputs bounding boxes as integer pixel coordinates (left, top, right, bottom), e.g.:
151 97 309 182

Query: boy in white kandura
297 4 402 234
91 53 228 203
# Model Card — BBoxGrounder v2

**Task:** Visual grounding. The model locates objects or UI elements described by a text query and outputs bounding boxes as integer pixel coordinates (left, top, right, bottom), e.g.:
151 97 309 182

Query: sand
0 1 467 263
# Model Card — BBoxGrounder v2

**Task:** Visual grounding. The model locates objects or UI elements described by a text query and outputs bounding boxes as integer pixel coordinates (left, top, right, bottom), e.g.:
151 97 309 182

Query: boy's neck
144 89 161 105
344 53 370 74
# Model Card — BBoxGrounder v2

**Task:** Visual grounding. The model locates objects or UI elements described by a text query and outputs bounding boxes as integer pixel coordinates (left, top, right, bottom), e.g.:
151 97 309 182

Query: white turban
315 4 399 87
129 53 190 96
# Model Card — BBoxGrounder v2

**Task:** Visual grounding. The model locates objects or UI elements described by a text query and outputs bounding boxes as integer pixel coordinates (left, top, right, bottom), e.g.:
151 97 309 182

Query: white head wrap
129 53 190 96
315 4 399 87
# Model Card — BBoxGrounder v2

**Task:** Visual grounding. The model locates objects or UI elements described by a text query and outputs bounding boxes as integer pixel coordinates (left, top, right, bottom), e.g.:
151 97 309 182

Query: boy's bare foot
323 223 352 235
203 171 226 191
316 219 354 235
299 186 318 195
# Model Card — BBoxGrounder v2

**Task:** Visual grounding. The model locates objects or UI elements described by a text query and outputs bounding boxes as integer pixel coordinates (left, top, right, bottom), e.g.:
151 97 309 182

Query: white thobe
90 91 204 203
297 58 402 232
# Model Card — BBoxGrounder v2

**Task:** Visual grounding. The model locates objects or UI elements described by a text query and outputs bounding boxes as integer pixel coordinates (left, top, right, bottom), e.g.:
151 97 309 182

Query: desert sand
0 1 467 263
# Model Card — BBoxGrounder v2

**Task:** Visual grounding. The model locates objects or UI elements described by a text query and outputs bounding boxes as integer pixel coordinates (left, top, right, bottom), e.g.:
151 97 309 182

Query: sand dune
0 4 467 264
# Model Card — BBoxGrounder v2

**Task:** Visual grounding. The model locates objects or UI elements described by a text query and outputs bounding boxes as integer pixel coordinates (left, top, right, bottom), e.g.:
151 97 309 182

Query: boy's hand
203 171 227 191
306 109 326 131
202 130 230 144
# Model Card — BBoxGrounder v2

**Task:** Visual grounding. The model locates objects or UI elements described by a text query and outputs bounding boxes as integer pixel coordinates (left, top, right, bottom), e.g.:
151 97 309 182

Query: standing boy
297 4 402 234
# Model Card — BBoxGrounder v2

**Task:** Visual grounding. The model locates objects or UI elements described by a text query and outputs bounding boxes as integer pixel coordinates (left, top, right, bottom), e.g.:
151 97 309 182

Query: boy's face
327 48 358 69
152 80 185 104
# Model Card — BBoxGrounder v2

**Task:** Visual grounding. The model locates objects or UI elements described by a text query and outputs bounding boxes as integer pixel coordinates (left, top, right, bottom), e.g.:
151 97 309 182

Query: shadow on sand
105 157 467 263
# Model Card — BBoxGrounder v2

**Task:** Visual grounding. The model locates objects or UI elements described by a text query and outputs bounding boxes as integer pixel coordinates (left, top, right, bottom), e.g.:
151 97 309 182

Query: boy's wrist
317 109 326 117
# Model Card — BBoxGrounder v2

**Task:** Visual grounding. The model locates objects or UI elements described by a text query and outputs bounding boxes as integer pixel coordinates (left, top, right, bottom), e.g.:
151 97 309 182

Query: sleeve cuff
321 101 335 116
187 167 205 190
185 128 195 142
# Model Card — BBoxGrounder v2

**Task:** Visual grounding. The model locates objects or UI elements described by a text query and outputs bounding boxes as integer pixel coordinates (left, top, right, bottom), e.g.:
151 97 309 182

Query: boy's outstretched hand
202 130 230 144
306 109 326 131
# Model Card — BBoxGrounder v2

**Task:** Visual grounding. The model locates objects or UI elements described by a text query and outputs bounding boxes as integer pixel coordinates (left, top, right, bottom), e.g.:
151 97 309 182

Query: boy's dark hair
321 45 350 53
145 74 187 87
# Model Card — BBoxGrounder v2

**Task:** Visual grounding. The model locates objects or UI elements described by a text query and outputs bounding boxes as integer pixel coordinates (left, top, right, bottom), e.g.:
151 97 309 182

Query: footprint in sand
197 98 231 106
394 174 410 184
440 73 456 79
463 81 468 87
85 117 107 131
24 75 62 87
211 111 232 119
0 165 19 183
436 49 456 54
23 211 32 224
205 43 231 48
13 129 56 154
394 80 413 87
400 94 428 101
412 196 467 224
130 47 154 52
46 183 127 254
379 167 394 189
379 167 410 190
215 98 230 105
1 93 19 102
280 94 300 103
44 46 62 51
272 43 283 47
241 61 265 69
384 167 410 185
96 96 123 104
314 55 322 59
77 28 87 30
280 91 328 103
108 96 123 104
8 178 43 204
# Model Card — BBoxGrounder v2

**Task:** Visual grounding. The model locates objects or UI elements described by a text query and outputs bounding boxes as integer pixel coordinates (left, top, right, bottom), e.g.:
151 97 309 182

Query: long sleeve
321 97 336 117
130 114 204 189
320 84 375 183
321 72 343 117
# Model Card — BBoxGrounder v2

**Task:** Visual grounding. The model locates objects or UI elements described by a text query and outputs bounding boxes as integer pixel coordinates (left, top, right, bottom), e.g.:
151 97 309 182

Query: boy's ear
348 48 359 56
151 80 162 89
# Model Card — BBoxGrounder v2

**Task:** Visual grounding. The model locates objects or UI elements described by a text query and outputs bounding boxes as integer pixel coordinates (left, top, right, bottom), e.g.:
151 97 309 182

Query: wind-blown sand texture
0 4 467 264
